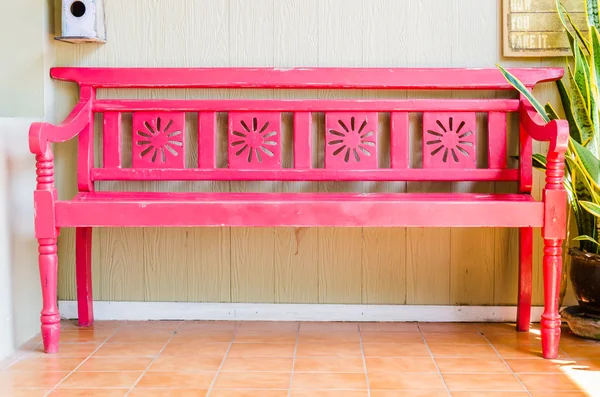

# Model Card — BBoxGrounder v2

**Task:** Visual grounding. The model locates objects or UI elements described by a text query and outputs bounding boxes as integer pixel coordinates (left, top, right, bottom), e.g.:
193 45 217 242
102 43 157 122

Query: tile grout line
124 320 185 397
43 321 125 397
482 333 533 397
286 322 301 397
357 323 371 397
417 323 452 397
205 322 240 397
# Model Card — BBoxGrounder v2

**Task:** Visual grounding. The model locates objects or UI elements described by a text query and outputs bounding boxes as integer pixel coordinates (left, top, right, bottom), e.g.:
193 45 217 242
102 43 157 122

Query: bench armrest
29 86 94 155
520 100 569 154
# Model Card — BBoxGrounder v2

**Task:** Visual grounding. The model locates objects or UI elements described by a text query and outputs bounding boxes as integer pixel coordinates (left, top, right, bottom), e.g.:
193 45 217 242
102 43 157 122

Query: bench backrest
51 67 563 192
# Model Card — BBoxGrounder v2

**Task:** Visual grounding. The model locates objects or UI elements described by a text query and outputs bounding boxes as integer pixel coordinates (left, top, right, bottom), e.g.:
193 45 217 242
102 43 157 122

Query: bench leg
541 238 562 359
39 237 60 353
516 227 532 332
76 227 94 327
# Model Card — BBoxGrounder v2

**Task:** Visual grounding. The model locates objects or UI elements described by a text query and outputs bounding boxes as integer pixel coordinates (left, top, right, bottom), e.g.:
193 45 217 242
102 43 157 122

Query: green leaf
556 79 583 143
545 103 560 120
497 65 550 122
586 0 600 31
571 139 600 189
532 153 547 169
573 235 600 247
572 40 591 114
580 200 600 217
567 64 595 144
566 9 591 53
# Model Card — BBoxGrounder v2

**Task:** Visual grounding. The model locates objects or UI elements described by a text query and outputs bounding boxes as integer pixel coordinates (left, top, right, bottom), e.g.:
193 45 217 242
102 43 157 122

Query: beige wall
0 0 55 359
52 0 576 307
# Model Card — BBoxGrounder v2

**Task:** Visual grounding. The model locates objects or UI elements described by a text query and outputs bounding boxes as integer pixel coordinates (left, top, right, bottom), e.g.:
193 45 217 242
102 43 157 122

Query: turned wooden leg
541 238 563 359
39 237 60 353
76 227 94 327
517 227 533 332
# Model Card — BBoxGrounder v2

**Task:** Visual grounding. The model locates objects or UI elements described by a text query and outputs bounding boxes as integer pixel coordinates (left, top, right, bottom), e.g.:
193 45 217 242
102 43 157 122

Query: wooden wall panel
53 0 570 308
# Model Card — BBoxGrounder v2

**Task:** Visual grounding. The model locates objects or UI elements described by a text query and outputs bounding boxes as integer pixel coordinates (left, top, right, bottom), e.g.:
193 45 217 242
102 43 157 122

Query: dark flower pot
570 248 600 314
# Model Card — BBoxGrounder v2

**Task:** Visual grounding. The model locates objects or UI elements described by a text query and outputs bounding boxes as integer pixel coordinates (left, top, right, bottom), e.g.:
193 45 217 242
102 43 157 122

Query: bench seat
56 192 543 228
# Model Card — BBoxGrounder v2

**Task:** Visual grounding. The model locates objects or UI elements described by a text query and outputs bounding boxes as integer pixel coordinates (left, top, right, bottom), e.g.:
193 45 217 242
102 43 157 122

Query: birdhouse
56 0 106 43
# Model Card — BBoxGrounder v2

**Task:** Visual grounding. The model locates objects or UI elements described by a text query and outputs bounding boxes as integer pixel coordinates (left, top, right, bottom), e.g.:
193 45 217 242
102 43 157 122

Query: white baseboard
58 301 545 323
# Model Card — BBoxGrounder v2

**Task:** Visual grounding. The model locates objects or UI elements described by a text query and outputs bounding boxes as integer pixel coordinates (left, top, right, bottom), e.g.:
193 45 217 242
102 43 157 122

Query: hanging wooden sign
503 0 587 57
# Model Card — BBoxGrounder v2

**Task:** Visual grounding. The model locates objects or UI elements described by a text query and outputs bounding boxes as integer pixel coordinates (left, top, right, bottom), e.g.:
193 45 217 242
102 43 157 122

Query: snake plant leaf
497 65 550 123
572 40 591 114
586 0 600 31
567 9 591 53
532 153 547 170
557 0 581 51
545 103 560 121
573 235 600 247
567 64 595 145
557 79 583 143
571 139 600 189
580 200 600 218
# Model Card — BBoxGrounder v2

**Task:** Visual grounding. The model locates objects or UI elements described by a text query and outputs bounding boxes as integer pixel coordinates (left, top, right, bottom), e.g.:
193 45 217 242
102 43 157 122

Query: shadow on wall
0 120 41 359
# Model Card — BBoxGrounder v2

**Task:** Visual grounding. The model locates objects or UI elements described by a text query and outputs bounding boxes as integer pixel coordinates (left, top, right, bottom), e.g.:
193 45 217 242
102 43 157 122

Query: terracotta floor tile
504 358 578 373
234 331 297 343
211 391 288 397
93 343 165 357
221 357 293 372
59 330 112 343
213 371 291 389
228 343 295 357
424 332 489 345
485 332 542 345
290 391 368 397
298 332 361 344
161 342 230 357
8 357 83 372
517 373 592 391
443 374 525 391
0 371 69 389
128 390 208 397
359 322 420 332
574 359 600 370
365 357 438 372
4 390 51 397
361 332 423 344
562 344 600 358
450 393 530 397
493 344 569 359
49 389 129 397
171 330 235 343
136 371 215 388
528 392 596 397
238 321 299 331
368 372 446 390
107 332 174 344
294 356 365 372
435 357 511 373
428 343 498 358
370 392 449 397
418 323 481 333
300 322 359 332
78 356 153 371
363 343 430 358
296 342 363 357
291 372 367 389
32 343 98 357
179 321 239 331
149 355 224 371
60 371 141 388
476 323 519 333
120 321 182 331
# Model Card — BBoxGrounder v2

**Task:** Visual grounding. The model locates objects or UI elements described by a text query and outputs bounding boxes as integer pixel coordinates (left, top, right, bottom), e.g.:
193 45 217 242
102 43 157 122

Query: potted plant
498 0 600 339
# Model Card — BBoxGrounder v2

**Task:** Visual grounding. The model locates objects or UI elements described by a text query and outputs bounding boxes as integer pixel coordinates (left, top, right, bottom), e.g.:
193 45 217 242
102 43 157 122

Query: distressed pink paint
423 112 476 169
29 67 567 359
325 112 378 169
132 112 185 168
228 112 282 169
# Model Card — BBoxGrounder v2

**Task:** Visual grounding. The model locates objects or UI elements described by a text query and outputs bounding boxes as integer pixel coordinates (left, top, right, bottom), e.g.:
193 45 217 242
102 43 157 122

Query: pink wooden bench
29 67 568 358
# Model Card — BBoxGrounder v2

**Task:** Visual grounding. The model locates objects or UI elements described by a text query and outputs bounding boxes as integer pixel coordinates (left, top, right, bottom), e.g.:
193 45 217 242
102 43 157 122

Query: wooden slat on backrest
53 67 564 184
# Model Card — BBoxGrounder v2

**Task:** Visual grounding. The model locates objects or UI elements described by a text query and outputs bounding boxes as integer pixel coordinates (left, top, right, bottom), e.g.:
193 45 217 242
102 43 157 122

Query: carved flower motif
231 117 277 163
136 117 183 163
425 116 474 163
328 116 375 163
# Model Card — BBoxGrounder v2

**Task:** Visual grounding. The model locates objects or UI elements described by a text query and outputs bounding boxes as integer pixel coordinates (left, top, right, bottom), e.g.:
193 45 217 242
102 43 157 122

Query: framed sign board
503 0 586 57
